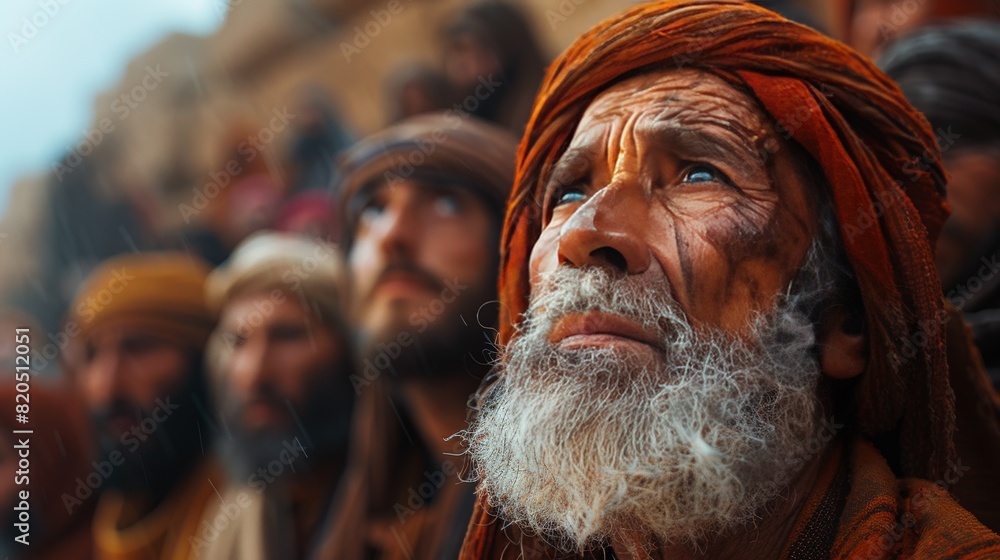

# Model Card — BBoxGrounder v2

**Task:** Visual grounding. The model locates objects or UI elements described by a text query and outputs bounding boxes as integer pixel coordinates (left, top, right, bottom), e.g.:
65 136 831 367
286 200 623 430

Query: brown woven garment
941 302 1000 533
309 382 476 560
462 437 1000 559
460 1 1000 557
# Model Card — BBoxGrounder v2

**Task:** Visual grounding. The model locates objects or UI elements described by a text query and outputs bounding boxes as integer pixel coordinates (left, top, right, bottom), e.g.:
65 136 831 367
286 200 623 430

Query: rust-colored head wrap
497 0 952 482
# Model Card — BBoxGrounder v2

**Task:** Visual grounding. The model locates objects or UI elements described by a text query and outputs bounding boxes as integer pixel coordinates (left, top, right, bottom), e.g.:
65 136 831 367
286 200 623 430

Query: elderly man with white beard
459 2 1000 559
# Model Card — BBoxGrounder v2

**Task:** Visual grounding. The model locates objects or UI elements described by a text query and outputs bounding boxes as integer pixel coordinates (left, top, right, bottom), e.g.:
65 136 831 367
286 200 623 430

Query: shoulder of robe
893 478 1000 560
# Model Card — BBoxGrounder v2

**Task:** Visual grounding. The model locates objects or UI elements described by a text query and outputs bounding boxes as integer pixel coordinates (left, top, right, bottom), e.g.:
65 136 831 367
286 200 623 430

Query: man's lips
242 399 287 426
373 269 441 299
549 311 663 352
377 275 435 295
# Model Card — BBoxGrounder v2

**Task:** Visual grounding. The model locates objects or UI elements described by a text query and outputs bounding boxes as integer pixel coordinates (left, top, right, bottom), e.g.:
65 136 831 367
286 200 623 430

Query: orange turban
496 0 952 481
68 252 214 353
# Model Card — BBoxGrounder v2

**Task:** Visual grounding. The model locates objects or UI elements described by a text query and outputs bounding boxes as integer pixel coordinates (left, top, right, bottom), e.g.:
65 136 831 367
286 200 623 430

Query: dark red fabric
0 381 95 559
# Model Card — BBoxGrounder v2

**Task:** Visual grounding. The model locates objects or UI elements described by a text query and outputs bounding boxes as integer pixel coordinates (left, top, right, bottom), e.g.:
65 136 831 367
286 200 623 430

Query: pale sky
0 0 227 215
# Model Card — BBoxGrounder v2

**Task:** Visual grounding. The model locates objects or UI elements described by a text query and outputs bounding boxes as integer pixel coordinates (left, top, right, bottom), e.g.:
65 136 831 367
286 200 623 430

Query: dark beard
217 373 354 482
217 431 304 482
358 298 496 383
96 365 213 501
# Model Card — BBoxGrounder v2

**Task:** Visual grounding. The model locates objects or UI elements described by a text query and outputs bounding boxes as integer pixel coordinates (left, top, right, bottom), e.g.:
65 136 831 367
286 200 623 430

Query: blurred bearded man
460 2 1000 559
65 252 221 560
312 114 517 559
195 232 354 559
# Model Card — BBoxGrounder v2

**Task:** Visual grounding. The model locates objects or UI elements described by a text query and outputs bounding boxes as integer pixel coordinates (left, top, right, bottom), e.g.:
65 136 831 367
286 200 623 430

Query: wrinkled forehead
569 68 775 152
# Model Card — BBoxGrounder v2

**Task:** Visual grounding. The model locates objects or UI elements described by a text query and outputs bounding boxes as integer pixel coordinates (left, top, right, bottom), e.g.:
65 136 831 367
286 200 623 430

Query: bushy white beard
464 247 832 552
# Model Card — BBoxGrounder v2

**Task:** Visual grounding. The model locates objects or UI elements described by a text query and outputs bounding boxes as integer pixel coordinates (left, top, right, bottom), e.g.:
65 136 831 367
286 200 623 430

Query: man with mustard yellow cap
64 252 222 560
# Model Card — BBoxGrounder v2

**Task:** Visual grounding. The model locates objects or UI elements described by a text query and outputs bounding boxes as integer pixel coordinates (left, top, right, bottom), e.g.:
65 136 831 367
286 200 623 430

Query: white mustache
464 243 834 552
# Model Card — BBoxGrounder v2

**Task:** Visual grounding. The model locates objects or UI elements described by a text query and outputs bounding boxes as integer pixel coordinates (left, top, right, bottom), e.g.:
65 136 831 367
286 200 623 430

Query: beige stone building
0 0 830 339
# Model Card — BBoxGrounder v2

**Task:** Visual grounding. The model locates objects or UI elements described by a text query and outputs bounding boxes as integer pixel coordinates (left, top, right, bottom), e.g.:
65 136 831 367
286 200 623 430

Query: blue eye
555 189 586 206
359 201 385 223
683 165 722 184
434 195 461 216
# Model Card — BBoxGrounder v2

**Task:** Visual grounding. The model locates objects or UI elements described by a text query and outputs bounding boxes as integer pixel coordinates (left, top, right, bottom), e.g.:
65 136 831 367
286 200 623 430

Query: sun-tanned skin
530 71 820 336
76 321 200 522
78 324 192 436
526 69 861 559
936 152 1000 291
218 293 344 435
350 179 497 457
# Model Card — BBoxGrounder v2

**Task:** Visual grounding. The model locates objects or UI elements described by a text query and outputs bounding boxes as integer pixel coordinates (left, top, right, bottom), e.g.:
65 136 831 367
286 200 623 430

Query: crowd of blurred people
1 0 999 558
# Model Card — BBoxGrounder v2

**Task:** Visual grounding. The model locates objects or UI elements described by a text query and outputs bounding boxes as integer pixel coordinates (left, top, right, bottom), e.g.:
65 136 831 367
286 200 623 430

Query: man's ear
817 305 866 380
